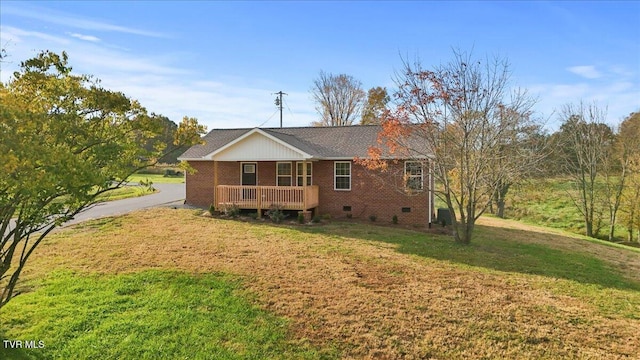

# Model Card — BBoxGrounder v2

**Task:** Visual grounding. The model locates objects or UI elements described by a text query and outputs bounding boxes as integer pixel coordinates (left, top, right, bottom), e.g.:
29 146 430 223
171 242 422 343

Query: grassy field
504 178 635 242
1 209 639 359
127 174 185 184
95 185 155 202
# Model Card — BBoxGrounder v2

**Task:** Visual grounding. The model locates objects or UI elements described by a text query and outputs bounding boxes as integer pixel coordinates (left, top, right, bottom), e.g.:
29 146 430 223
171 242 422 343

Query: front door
241 163 257 200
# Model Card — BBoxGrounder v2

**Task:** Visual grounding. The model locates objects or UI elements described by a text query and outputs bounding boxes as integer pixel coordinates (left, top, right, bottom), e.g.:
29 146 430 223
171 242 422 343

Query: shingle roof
178 125 429 160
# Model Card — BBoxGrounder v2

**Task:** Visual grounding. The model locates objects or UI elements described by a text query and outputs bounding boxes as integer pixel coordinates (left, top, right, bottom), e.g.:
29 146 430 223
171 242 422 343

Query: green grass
2 208 639 358
298 221 640 319
303 221 639 289
127 174 184 184
95 186 155 202
0 270 329 360
506 178 633 241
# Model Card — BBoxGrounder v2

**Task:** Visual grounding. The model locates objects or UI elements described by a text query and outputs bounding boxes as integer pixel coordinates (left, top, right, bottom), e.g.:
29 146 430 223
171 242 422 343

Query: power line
283 97 297 125
258 108 280 128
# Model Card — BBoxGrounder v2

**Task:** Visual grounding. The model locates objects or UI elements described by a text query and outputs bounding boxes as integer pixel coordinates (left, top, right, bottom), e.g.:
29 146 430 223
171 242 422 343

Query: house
178 125 435 226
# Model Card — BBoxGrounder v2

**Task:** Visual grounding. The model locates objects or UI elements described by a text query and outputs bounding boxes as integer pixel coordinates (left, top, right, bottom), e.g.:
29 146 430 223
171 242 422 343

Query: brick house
178 125 435 226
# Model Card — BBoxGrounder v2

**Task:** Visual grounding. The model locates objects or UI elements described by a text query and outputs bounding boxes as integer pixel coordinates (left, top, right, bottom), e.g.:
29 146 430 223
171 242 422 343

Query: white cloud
0 23 315 130
68 33 101 42
1 25 71 46
608 65 635 78
2 4 167 38
528 80 640 129
567 65 602 79
105 76 316 130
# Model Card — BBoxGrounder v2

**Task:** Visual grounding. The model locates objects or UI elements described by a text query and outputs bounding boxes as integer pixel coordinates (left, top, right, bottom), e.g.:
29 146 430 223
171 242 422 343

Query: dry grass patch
16 208 640 359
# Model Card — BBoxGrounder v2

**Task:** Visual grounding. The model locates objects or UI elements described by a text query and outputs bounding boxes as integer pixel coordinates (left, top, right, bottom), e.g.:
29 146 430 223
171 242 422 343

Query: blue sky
1 1 638 131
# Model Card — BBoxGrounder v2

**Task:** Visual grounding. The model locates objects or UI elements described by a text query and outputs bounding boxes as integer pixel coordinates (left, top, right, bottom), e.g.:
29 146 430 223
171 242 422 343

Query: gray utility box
437 208 452 226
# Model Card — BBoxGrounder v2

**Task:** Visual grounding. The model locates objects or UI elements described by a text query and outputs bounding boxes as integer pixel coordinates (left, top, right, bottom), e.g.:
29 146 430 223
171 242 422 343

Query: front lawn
2 208 639 358
1 270 326 360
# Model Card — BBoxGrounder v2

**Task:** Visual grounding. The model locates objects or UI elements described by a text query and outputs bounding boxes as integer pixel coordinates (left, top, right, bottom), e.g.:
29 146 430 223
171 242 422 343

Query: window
277 162 292 186
243 164 255 174
296 162 313 186
405 161 423 191
334 161 351 190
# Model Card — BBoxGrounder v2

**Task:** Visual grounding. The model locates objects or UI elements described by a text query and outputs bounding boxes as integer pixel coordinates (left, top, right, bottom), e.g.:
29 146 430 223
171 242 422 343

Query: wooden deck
215 185 319 211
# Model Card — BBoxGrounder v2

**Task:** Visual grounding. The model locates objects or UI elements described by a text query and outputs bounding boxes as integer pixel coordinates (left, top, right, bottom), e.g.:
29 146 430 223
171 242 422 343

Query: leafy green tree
144 113 191 164
360 86 390 125
0 51 206 309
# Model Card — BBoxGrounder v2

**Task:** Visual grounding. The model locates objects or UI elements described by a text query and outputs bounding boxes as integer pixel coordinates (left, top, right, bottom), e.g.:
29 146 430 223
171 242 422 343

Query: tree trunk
585 218 594 238
496 200 506 219
608 217 617 242
460 220 474 244
495 182 510 219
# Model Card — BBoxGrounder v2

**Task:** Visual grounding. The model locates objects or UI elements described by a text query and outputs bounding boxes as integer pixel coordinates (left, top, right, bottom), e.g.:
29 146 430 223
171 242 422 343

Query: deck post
302 161 308 210
213 161 218 210
257 186 262 219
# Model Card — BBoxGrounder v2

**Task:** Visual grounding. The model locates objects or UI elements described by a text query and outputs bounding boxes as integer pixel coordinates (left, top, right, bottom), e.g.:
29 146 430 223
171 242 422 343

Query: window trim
295 162 313 186
404 161 424 191
276 161 293 186
334 161 351 191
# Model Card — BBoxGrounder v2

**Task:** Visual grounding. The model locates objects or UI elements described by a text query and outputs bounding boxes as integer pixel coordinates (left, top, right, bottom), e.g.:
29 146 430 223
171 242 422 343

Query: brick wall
185 160 433 226
314 160 431 225
185 161 215 207
217 161 240 185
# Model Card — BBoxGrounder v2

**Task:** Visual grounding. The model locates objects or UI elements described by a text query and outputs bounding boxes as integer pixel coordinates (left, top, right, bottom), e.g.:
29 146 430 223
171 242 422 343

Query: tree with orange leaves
363 50 543 244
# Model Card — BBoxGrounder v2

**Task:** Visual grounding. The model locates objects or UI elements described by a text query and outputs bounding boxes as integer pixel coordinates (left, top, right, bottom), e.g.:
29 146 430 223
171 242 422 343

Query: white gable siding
213 132 307 161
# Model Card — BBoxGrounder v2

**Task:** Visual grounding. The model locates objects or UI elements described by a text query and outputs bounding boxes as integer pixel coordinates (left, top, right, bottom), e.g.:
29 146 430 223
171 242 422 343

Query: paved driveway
62 183 187 227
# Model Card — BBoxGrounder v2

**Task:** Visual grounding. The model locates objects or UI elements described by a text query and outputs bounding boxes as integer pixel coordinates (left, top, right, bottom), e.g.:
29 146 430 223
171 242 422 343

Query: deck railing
216 185 319 211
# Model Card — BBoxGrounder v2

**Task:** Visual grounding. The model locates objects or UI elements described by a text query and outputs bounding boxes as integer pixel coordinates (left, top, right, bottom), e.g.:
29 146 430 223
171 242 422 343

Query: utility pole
274 91 287 128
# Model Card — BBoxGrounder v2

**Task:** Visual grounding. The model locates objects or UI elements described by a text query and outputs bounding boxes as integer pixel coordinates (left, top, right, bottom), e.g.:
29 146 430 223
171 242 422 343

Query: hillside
506 178 639 244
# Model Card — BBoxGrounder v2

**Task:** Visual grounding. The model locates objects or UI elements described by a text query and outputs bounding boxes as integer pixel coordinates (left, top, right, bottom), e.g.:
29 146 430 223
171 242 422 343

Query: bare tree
310 71 366 126
617 112 640 241
488 108 547 218
557 102 613 238
361 50 540 244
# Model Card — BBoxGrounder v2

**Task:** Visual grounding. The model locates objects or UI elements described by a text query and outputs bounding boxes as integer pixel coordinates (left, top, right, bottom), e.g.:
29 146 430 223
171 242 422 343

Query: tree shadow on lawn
294 220 640 292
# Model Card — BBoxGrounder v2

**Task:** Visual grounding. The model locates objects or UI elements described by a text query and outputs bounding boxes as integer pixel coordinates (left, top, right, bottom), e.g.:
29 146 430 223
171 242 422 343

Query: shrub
297 212 305 224
312 215 322 223
266 204 287 224
369 215 377 222
208 204 215 216
162 169 183 177
248 212 258 220
222 204 240 218
392 215 398 224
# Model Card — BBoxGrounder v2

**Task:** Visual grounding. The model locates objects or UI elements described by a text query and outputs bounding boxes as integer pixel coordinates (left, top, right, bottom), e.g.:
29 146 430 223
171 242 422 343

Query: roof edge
204 128 314 160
